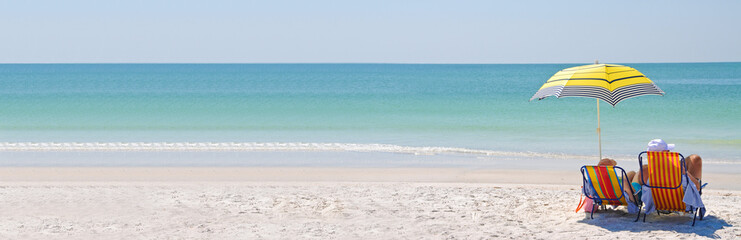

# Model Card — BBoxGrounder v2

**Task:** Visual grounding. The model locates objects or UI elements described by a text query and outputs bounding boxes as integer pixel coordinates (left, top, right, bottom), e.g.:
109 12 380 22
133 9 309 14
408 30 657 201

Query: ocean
1 63 739 169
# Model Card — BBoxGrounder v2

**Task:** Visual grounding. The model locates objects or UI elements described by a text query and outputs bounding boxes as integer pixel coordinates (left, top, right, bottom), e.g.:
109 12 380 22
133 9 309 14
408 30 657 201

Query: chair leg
699 207 705 220
692 209 698 226
590 204 596 219
634 206 642 222
643 212 647 222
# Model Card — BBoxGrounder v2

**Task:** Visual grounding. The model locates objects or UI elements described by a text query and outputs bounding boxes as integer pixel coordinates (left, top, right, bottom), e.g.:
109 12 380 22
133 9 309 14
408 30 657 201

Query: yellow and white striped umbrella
530 63 664 160
530 64 664 106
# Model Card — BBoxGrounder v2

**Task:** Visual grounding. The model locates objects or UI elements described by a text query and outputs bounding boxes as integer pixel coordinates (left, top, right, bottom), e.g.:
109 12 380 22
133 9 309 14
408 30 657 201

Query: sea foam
2 142 737 165
0 141 580 158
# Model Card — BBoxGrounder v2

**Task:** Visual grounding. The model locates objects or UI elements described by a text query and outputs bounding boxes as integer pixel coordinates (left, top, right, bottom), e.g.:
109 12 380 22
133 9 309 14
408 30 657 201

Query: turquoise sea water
0 63 739 167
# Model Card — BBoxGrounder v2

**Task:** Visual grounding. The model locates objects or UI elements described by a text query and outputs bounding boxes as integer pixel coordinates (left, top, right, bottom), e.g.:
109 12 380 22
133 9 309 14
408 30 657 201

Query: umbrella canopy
530 63 664 160
530 64 664 106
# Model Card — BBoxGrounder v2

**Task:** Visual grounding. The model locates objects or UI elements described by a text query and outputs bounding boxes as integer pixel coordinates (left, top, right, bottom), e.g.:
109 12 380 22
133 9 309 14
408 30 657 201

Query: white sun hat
647 139 675 151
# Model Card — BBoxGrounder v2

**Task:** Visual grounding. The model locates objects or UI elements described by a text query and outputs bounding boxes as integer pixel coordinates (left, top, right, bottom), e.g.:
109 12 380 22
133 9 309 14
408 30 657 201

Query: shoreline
1 166 739 190
0 167 578 184
1 141 739 165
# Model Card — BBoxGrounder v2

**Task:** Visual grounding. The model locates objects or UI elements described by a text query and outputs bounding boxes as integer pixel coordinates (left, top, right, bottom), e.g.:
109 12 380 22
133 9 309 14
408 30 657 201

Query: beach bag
583 197 595 212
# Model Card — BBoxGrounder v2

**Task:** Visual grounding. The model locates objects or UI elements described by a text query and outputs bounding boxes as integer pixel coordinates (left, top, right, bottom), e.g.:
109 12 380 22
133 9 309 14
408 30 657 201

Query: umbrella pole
597 99 602 161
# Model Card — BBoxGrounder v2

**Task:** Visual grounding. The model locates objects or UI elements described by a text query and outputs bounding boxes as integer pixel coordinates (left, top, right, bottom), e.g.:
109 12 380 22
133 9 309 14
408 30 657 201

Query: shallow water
1 63 739 166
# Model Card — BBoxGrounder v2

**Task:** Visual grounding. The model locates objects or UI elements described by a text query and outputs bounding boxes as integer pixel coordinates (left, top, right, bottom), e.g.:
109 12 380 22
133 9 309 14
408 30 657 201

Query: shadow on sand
578 209 731 239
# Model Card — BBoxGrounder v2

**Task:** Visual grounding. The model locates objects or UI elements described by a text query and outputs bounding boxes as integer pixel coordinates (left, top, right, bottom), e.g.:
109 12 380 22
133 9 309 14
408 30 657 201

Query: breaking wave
0 141 584 158
1 142 737 165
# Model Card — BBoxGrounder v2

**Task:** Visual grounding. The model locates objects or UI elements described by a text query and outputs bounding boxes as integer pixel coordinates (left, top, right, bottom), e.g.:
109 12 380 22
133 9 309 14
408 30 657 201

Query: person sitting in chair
632 139 703 191
633 139 705 215
597 158 640 204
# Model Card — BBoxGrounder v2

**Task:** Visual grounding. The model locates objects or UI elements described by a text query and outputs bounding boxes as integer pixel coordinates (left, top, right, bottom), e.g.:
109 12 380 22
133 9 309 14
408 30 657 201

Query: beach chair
580 165 640 219
638 151 706 226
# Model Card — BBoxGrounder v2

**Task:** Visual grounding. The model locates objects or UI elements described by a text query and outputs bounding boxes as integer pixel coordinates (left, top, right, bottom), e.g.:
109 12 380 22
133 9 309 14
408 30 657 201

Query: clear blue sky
2 0 739 63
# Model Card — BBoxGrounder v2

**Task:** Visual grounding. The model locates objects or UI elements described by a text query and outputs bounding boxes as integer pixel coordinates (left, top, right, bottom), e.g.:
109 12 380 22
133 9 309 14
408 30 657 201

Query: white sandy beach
0 168 739 239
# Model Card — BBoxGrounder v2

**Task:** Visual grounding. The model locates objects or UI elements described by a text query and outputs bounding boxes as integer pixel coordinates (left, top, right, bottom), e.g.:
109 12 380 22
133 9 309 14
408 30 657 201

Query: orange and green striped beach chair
638 151 705 226
580 165 638 219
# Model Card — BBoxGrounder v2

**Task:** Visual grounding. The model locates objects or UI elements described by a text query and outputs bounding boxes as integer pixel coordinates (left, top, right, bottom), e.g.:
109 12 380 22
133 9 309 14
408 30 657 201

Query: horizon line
1 61 740 65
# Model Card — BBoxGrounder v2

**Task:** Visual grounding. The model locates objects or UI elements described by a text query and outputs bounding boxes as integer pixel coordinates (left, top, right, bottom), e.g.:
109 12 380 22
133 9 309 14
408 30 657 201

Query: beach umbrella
530 62 664 160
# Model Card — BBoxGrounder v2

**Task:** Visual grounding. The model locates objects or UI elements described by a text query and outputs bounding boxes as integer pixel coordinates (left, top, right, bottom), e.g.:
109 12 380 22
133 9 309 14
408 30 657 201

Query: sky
1 0 740 63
